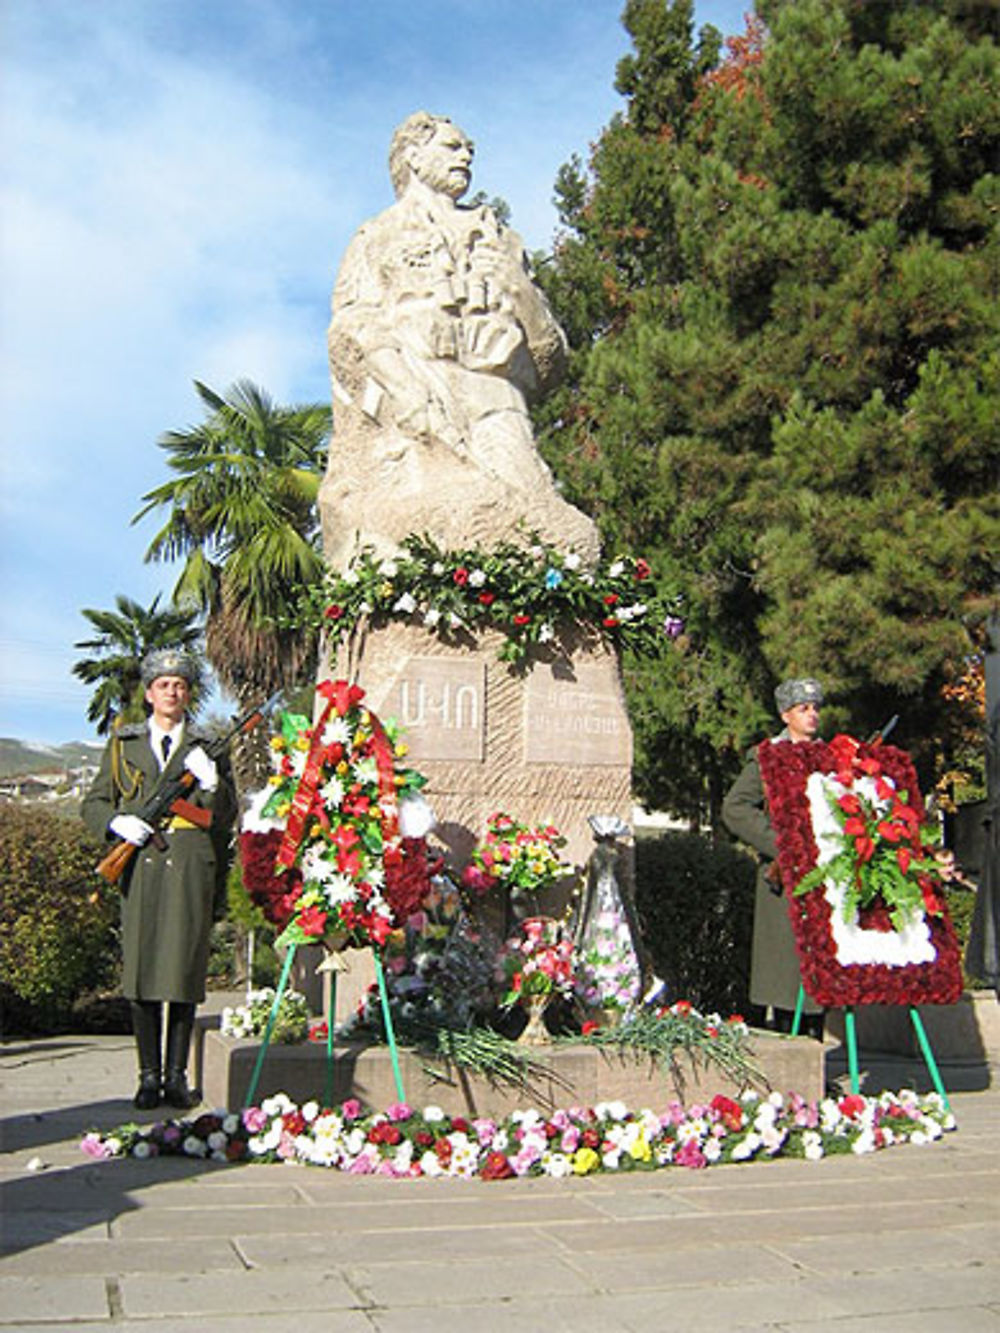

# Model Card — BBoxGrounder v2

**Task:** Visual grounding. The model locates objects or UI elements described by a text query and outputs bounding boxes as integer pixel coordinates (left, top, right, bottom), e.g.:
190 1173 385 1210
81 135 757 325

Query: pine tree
539 0 999 822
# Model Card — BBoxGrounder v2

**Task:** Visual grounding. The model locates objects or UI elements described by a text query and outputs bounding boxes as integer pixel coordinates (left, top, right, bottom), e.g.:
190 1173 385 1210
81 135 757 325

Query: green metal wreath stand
243 942 406 1110
790 982 951 1111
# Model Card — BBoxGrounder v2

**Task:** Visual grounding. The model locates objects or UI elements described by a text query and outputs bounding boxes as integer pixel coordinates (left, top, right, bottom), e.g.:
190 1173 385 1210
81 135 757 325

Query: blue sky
0 0 749 745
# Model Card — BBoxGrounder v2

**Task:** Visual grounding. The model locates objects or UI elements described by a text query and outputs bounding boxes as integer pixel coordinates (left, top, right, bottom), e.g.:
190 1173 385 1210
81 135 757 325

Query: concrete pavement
2 1018 999 1332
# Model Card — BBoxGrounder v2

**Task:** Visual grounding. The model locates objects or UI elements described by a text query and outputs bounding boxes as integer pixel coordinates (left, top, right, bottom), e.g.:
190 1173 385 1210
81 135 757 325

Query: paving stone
344 1252 592 1307
120 1268 360 1318
0 1274 109 1322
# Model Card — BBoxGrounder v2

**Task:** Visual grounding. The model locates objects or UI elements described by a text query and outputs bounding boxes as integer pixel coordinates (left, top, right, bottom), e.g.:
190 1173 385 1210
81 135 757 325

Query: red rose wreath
758 735 962 1007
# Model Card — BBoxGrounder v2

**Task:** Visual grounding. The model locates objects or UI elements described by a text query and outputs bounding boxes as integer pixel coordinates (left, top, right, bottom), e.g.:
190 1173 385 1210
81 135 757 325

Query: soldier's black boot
163 1002 201 1110
130 1001 162 1110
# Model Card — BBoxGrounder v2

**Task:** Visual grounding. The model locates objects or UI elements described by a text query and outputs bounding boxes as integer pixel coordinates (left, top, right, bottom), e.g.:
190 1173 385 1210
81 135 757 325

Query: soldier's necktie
161 735 172 767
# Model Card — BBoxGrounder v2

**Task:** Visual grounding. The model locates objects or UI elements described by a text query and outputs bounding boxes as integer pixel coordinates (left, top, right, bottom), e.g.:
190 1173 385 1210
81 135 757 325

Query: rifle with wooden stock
96 692 281 886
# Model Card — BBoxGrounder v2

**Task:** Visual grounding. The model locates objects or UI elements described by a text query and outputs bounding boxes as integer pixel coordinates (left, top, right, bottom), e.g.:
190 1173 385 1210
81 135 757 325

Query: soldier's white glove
184 746 218 792
109 814 155 846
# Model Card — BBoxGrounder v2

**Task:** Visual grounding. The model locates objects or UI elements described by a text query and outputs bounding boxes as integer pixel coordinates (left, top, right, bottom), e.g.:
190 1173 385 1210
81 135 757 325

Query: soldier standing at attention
722 678 826 1038
83 650 235 1109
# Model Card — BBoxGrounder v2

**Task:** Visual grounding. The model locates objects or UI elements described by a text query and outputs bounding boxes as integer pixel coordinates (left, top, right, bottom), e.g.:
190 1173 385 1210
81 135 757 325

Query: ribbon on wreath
275 679 366 872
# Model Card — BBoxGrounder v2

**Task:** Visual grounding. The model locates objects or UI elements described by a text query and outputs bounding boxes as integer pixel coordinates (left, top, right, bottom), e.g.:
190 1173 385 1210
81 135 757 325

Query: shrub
0 806 120 1032
634 830 756 1018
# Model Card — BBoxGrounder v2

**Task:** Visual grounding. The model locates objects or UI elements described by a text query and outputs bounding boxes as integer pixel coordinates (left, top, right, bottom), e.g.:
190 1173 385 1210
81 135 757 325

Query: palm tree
73 594 204 735
133 379 331 789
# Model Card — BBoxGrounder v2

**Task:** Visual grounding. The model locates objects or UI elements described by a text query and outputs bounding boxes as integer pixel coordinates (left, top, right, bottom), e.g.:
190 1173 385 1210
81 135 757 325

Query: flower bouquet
573 903 642 1018
239 679 434 953
499 917 575 1044
461 811 576 920
220 988 310 1045
341 874 499 1041
758 734 963 1006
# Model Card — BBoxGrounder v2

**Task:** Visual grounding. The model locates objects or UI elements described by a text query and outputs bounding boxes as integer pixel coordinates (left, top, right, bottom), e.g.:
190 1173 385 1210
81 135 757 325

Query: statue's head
389 111 474 201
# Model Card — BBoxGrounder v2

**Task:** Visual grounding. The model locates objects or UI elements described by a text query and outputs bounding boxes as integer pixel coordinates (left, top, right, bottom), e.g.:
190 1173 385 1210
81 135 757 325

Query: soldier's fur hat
774 677 824 713
140 649 199 688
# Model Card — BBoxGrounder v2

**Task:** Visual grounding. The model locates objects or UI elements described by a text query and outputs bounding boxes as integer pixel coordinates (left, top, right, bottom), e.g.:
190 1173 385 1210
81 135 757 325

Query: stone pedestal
330 622 632 875
200 1026 824 1114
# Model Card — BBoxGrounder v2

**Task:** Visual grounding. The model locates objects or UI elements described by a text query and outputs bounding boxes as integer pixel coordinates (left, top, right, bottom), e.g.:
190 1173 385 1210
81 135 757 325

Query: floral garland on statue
239 680 435 951
294 532 685 665
758 735 963 1007
82 1087 955 1175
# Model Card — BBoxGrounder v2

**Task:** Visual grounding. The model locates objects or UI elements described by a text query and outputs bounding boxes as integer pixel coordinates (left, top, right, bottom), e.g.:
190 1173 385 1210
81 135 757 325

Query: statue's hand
460 311 523 372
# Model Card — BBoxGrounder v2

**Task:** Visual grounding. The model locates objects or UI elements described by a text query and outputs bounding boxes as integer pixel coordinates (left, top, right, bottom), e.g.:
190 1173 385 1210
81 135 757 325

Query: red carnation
453 567 469 586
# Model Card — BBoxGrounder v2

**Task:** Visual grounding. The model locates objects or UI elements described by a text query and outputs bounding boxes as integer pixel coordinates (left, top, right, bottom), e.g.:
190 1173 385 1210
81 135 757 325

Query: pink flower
341 1098 363 1120
386 1102 412 1122
674 1138 708 1169
80 1133 111 1159
242 1107 268 1133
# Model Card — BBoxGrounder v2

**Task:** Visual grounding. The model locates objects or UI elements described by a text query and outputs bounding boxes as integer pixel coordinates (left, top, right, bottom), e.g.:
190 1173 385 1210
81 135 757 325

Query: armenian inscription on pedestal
523 663 632 767
374 657 485 762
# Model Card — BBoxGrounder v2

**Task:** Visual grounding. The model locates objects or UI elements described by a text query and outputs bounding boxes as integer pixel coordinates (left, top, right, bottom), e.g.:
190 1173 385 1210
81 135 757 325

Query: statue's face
409 121 473 200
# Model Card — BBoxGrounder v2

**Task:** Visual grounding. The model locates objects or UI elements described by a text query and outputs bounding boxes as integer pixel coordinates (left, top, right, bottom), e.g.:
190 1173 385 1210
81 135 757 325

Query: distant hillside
0 737 103 778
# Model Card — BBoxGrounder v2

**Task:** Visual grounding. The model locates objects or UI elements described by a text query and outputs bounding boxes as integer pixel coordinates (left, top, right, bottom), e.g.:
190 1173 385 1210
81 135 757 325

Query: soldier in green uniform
722 678 825 1037
82 650 235 1109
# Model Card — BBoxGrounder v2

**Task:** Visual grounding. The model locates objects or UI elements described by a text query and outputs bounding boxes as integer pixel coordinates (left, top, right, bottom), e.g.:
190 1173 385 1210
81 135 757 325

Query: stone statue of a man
320 111 598 567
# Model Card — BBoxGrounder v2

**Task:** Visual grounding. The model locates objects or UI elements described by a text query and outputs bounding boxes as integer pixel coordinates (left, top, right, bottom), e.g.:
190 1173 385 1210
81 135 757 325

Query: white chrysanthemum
538 624 555 643
608 560 625 578
301 845 337 884
703 1137 723 1163
321 716 352 747
183 1136 208 1158
353 756 378 786
393 592 417 614
378 559 398 577
468 568 486 587
564 553 581 570
322 873 360 905
423 607 441 627
319 775 346 808
423 1105 446 1122
132 1140 152 1159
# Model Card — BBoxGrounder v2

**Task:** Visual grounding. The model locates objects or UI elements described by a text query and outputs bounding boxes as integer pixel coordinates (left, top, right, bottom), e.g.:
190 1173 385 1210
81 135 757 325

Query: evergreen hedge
635 830 757 1018
0 806 120 1033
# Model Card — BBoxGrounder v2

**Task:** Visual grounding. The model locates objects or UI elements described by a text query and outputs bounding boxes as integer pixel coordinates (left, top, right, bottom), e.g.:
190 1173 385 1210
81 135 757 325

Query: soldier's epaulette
116 722 148 739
